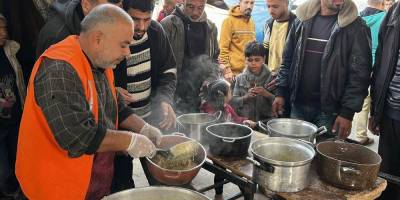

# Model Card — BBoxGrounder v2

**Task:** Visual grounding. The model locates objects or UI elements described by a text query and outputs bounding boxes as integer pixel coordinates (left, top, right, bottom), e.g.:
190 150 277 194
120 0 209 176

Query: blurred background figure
157 0 177 21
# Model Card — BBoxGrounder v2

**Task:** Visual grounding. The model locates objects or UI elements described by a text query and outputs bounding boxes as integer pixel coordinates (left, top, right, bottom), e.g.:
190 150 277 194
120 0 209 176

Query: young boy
231 41 274 122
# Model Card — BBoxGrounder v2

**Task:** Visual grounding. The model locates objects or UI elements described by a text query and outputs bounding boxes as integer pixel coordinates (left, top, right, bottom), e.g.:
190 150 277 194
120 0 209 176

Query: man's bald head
79 4 134 69
81 4 133 33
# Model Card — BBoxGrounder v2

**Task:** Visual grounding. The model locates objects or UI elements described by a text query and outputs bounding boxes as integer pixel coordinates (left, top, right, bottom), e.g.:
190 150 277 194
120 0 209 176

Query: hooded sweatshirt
360 7 385 64
36 0 84 57
219 5 256 75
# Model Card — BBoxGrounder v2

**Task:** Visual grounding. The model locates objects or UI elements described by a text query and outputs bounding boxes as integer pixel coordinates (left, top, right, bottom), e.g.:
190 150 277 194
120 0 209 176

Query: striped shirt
386 49 400 111
125 33 152 118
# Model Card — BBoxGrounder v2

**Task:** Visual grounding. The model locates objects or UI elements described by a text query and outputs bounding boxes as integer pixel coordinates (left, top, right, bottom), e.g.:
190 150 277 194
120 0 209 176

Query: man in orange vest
16 4 162 200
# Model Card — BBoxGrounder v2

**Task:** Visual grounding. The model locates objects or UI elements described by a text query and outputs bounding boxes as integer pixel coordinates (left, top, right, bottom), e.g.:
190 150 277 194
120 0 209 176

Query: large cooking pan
247 137 315 192
103 186 211 200
177 112 222 144
146 135 206 185
258 118 327 143
206 122 253 157
316 141 381 190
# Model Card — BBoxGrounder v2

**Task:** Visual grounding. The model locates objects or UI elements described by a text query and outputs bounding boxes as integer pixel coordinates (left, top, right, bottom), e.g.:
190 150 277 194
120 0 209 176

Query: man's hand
332 116 352 139
243 120 256 128
250 87 273 98
272 96 285 117
368 117 380 135
140 123 162 145
116 87 136 105
159 102 176 130
126 133 156 158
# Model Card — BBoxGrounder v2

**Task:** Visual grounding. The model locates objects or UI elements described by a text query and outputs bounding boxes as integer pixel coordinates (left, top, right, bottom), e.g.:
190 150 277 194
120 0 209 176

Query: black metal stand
195 160 257 200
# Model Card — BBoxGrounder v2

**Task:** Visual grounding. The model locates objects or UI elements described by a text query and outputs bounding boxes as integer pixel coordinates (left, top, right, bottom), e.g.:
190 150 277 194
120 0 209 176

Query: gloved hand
126 133 156 158
140 123 162 145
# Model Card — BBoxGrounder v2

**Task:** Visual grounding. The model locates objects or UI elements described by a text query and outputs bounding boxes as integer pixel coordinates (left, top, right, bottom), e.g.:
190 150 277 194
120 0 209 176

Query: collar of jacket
296 0 358 28
3 40 26 107
229 5 251 20
267 12 297 28
387 2 400 26
174 4 208 23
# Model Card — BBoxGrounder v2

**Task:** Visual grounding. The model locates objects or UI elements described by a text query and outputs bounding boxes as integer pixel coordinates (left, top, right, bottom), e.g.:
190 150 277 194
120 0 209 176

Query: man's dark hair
244 41 267 57
123 0 155 12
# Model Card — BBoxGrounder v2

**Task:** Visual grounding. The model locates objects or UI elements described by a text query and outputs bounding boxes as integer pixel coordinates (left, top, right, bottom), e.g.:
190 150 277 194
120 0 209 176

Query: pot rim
267 118 318 137
316 141 382 166
177 113 218 125
103 186 211 200
145 136 207 172
206 122 253 140
250 137 315 166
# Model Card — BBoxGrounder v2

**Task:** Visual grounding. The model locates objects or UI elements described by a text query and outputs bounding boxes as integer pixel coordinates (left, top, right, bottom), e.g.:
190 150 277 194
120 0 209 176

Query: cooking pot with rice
145 134 206 185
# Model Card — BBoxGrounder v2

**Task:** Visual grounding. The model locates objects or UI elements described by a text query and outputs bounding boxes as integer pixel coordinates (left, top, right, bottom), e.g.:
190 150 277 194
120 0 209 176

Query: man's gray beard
244 10 252 17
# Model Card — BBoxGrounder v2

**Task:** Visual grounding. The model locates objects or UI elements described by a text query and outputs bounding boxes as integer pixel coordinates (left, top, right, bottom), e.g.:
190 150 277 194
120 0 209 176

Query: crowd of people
0 0 399 199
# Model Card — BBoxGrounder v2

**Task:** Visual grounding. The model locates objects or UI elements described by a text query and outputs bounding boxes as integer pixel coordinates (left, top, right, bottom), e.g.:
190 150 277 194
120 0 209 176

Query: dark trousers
0 125 20 196
111 156 160 193
377 114 400 200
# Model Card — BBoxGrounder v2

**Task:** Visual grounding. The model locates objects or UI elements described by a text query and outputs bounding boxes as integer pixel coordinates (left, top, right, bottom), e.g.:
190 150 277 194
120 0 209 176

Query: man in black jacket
370 2 400 199
112 0 177 192
272 0 371 140
36 0 109 57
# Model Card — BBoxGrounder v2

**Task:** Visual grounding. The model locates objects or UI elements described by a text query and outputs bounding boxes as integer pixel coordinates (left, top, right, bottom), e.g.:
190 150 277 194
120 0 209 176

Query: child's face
246 56 264 75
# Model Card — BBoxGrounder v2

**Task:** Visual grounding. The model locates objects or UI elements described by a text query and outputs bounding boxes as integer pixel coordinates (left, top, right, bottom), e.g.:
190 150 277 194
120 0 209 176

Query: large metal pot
206 123 253 157
103 186 211 200
259 118 327 143
145 135 206 185
316 141 381 190
247 137 315 192
177 112 221 144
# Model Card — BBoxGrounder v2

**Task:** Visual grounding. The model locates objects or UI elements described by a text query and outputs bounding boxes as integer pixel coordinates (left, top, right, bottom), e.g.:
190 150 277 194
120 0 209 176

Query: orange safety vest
16 35 117 200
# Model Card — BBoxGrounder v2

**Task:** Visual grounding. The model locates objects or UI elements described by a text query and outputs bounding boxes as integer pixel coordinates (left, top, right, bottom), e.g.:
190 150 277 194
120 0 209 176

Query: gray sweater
231 65 274 121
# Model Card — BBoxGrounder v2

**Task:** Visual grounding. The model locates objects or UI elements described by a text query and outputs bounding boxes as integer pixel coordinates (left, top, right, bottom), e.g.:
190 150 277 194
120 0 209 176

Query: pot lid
267 118 318 137
251 137 315 166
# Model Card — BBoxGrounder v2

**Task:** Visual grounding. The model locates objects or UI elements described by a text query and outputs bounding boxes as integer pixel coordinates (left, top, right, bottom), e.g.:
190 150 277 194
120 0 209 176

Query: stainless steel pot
145 135 206 185
259 118 327 143
103 186 211 200
316 141 382 190
177 112 222 144
247 137 315 192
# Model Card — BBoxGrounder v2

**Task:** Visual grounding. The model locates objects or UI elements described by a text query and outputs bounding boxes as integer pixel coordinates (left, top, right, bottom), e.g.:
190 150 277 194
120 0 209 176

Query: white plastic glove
126 133 156 158
140 123 162 145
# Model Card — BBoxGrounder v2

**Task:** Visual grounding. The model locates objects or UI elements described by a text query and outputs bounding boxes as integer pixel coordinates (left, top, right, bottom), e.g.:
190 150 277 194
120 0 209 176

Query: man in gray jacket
160 0 219 114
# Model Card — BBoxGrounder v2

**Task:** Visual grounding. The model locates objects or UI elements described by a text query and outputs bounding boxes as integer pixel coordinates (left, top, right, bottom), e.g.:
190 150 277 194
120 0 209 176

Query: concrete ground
131 130 379 200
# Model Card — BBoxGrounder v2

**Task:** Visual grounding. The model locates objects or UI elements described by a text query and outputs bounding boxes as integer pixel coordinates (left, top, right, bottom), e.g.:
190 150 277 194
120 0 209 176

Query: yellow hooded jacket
219 5 256 75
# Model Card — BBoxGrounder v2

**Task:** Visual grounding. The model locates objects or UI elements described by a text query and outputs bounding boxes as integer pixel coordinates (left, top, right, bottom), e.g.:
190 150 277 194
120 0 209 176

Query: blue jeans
290 103 337 141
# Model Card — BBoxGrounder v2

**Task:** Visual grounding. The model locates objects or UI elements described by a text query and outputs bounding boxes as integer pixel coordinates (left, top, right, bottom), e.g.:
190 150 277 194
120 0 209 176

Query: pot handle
222 138 236 143
316 126 328 136
163 171 182 179
246 157 275 173
213 110 223 121
176 119 186 130
297 139 315 148
340 166 362 176
258 121 269 135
